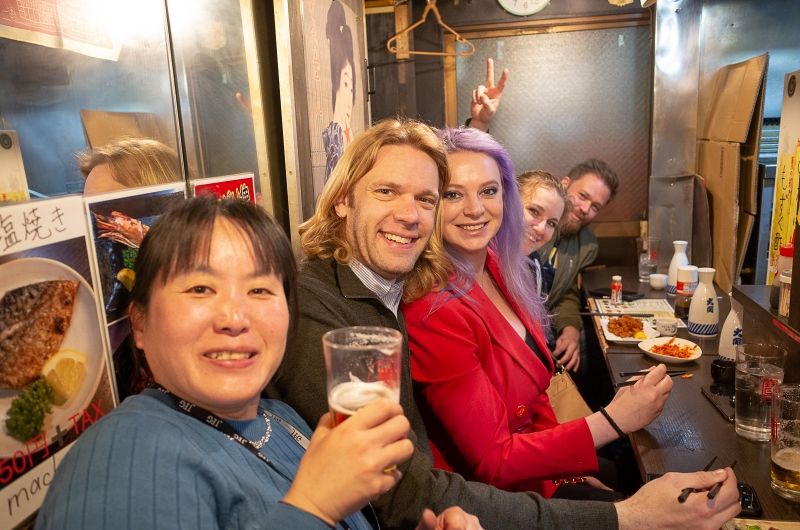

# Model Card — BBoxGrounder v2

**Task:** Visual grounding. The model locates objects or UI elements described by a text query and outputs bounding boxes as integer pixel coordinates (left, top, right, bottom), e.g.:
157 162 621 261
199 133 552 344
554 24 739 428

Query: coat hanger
386 0 475 57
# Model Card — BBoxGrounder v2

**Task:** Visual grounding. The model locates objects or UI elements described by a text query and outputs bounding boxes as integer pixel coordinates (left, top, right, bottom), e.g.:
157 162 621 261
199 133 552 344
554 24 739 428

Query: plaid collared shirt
348 259 405 316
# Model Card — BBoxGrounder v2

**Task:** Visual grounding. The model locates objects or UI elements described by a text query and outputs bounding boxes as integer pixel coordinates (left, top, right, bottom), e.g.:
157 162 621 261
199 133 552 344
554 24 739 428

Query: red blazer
402 251 598 496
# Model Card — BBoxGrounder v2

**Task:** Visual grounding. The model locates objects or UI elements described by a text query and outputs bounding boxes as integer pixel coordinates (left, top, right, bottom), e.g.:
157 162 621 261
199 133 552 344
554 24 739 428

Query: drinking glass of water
735 343 787 442
637 236 659 282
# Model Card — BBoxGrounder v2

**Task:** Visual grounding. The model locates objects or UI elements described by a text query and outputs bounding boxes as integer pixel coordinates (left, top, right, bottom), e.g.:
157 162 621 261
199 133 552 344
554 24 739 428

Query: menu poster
0 0 121 61
84 184 186 403
0 195 114 529
593 298 688 328
191 173 255 203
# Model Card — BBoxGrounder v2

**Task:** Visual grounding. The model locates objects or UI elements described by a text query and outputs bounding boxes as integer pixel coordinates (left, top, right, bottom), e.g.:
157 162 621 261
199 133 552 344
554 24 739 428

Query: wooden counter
581 267 800 520
733 285 800 383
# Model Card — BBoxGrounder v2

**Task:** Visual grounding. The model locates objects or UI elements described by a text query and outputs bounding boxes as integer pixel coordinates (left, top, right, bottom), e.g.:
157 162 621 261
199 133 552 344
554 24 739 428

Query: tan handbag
546 367 592 423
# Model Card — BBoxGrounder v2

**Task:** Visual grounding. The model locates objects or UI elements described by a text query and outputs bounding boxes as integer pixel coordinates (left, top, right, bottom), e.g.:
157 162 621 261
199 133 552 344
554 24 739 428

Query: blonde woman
79 137 181 194
517 170 569 296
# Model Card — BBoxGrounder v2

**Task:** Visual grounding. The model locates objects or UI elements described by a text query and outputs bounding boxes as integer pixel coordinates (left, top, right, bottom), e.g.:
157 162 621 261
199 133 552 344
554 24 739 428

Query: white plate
601 317 660 343
0 258 105 456
638 337 702 364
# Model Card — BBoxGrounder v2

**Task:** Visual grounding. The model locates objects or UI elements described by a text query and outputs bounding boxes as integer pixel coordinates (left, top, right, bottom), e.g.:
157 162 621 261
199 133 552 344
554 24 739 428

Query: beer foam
773 447 800 472
329 380 399 415
335 331 399 351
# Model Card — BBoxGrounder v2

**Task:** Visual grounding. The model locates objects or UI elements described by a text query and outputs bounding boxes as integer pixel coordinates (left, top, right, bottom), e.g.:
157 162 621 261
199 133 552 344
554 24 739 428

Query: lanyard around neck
149 383 295 478
148 383 375 530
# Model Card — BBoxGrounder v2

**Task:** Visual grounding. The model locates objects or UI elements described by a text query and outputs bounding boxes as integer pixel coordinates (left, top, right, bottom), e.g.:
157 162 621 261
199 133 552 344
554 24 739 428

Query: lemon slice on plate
42 349 87 406
116 268 136 291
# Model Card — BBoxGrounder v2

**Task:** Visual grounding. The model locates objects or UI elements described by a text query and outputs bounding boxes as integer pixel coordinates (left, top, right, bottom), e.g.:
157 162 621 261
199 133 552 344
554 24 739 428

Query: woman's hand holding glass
283 399 413 526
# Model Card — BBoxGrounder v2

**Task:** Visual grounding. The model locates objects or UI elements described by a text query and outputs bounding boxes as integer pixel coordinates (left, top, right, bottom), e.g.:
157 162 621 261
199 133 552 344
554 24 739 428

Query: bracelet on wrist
600 407 627 439
552 476 587 486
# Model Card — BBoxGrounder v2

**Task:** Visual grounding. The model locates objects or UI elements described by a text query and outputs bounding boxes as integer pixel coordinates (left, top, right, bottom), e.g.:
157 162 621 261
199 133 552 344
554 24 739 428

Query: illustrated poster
0 195 115 529
191 173 255 203
84 183 186 403
302 0 367 200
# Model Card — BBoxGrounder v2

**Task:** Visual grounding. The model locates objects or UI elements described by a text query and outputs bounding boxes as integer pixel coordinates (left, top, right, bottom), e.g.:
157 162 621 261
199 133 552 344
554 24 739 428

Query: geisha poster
302 0 368 200
0 195 114 529
84 183 185 402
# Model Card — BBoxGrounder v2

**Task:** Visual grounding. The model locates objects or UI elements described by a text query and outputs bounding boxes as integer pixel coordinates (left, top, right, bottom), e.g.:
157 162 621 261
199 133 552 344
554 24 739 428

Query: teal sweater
35 389 371 530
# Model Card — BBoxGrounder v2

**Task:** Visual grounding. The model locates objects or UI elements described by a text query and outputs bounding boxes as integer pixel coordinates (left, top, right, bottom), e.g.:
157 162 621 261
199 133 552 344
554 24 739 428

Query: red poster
191 173 256 203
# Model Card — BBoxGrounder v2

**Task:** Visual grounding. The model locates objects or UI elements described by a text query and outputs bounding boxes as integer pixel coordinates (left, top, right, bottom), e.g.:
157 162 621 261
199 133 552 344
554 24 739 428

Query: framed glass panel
167 0 259 182
0 0 179 198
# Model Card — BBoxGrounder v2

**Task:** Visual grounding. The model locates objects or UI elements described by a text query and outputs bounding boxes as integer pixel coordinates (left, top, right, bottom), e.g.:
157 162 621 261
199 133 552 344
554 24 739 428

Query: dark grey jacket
539 226 599 334
268 257 617 530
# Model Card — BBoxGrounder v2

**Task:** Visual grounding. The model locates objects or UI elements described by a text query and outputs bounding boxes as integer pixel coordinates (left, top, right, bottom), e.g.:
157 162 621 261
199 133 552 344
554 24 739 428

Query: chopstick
619 369 690 377
579 312 654 317
707 460 737 499
677 457 717 503
614 371 688 387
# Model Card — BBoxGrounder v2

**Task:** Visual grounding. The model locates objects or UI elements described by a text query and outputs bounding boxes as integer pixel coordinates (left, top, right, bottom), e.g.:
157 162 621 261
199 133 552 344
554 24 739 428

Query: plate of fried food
638 337 702 364
0 258 105 455
601 315 659 343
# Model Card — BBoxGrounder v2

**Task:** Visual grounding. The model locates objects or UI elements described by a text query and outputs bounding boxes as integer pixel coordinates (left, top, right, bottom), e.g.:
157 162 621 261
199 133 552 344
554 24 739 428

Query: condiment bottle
610 275 623 304
770 240 794 310
674 265 698 320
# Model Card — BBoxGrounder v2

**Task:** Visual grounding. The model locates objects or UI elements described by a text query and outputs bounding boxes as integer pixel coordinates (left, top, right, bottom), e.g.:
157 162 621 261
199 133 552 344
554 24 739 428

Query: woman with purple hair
402 127 672 500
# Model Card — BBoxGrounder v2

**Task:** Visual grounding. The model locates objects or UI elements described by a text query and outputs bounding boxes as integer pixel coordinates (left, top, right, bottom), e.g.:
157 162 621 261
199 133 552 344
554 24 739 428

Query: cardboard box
692 174 713 268
695 54 767 293
697 140 740 292
700 54 768 143
79 109 176 151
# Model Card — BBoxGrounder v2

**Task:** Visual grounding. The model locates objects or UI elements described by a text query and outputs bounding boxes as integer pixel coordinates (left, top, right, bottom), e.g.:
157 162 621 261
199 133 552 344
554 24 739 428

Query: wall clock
497 0 550 16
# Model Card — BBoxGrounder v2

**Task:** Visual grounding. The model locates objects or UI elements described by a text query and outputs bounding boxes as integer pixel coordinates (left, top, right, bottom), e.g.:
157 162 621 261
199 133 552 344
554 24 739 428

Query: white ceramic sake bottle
718 294 743 360
688 267 719 337
667 240 689 296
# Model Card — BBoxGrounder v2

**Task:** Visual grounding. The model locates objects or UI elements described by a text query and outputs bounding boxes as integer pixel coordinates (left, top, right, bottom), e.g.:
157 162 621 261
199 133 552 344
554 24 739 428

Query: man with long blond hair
298 118 450 301
269 118 741 530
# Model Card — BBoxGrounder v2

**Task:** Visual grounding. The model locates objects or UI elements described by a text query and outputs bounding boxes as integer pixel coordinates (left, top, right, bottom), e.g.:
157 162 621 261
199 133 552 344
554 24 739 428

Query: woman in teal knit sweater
36 197 479 530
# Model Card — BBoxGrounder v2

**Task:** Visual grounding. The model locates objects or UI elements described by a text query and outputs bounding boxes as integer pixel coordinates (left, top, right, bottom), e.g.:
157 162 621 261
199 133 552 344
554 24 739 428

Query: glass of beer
771 383 800 502
735 343 787 441
322 326 402 426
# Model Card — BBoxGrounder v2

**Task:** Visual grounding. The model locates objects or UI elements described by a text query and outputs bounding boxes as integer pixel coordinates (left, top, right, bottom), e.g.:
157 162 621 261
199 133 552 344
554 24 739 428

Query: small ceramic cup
655 317 678 336
710 358 735 385
649 273 668 290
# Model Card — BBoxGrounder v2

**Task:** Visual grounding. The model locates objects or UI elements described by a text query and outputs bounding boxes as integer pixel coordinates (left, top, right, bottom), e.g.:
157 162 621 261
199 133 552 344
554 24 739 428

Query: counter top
583 268 800 519
733 284 800 346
